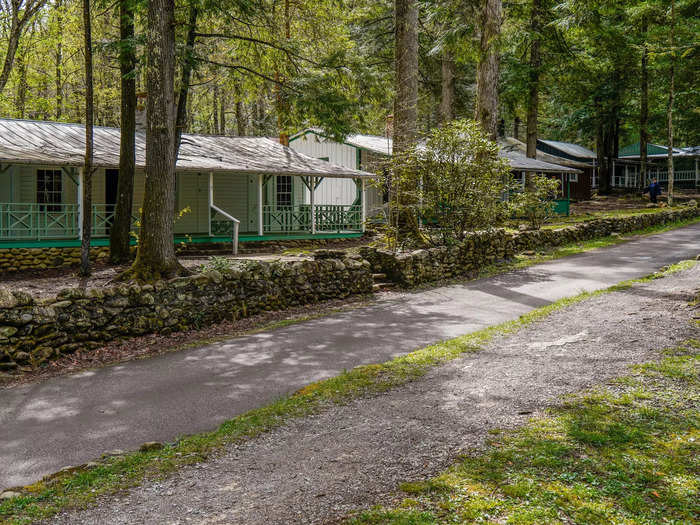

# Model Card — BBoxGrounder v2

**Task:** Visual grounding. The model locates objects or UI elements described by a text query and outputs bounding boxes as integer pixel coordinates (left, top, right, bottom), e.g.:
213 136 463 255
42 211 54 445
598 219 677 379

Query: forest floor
38 259 699 525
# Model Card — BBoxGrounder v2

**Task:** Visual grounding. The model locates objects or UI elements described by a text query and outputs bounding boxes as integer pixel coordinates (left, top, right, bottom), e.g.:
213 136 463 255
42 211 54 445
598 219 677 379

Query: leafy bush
511 174 561 230
382 119 513 248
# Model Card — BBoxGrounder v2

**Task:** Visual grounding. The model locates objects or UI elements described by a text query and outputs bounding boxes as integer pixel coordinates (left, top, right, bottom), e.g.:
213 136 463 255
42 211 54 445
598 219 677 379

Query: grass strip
1 259 696 524
347 342 700 525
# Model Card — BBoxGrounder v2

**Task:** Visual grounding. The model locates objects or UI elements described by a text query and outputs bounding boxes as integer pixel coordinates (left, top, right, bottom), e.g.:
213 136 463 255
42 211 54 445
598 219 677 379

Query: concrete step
371 273 387 280
372 281 397 292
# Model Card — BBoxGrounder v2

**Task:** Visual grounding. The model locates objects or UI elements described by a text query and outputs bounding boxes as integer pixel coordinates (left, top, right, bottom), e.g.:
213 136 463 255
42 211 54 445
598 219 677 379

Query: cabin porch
0 164 367 252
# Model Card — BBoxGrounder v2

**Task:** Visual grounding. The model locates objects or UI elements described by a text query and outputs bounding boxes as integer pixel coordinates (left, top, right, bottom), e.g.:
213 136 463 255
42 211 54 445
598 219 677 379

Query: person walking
643 178 662 203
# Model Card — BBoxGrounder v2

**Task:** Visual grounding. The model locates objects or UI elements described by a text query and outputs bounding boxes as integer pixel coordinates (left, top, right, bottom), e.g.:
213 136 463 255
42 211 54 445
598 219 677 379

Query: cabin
0 118 375 253
290 129 582 214
500 138 596 200
617 143 700 189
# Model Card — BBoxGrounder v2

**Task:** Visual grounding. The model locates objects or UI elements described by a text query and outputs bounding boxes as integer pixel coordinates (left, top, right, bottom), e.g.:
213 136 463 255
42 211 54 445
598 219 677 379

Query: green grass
1 260 695 524
347 342 700 525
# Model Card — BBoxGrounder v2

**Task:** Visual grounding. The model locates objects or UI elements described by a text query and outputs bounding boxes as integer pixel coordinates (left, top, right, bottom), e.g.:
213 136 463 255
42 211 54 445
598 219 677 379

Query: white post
612 160 616 187
361 178 367 232
77 167 84 239
208 171 213 236
624 164 629 188
310 177 316 235
257 174 264 236
695 158 699 189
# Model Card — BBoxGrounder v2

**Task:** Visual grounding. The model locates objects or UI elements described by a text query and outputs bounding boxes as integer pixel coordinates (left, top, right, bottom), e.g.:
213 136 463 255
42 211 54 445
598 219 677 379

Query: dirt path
49 264 700 525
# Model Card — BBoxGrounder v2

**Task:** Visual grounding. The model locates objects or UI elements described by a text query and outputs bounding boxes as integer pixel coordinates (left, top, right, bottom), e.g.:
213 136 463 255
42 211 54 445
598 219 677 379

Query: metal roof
501 138 587 171
539 139 596 159
498 146 581 174
291 128 580 173
0 118 374 178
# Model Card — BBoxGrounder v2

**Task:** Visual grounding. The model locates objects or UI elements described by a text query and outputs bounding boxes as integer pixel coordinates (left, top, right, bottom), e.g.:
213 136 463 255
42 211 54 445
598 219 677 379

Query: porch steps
372 273 396 292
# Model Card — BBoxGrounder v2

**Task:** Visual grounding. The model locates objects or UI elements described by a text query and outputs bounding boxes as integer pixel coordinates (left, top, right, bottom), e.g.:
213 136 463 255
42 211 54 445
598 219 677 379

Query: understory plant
511 174 561 230
381 119 513 249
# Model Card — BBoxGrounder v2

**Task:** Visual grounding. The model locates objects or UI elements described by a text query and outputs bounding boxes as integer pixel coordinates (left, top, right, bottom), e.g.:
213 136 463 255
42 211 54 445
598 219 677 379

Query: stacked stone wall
0 253 372 370
0 247 110 274
360 207 700 286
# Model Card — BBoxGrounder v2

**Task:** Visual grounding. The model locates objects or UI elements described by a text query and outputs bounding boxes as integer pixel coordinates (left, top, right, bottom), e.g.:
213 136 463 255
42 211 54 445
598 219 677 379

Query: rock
646 203 657 208
139 441 164 452
0 288 18 309
103 449 126 457
0 326 18 338
0 491 22 500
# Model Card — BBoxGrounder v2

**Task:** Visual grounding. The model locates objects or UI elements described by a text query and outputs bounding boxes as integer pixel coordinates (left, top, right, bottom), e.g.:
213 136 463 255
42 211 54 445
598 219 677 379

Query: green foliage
384 119 513 248
511 174 561 230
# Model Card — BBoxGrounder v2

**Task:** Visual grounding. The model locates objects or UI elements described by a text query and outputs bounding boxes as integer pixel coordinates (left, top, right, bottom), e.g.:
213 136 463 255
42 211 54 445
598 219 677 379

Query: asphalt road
2 222 699 490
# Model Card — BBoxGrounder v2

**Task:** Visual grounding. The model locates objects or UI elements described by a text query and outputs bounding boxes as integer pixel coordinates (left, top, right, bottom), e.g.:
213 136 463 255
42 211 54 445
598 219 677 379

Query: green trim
0 233 364 249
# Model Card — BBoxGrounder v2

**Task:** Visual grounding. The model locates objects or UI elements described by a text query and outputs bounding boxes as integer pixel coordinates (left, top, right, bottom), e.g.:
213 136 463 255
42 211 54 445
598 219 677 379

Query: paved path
1 223 700 489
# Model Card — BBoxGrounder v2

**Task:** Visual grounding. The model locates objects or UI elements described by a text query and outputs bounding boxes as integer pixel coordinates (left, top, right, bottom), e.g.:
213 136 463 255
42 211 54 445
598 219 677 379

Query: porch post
361 178 367 233
77 167 84 239
208 172 213 236
257 174 264 236
624 164 629 187
695 158 699 188
310 177 316 235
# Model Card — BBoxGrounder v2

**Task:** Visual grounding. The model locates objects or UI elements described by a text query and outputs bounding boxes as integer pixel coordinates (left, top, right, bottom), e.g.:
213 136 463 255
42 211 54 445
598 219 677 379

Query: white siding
0 166 14 202
92 169 105 203
175 172 209 234
289 132 360 206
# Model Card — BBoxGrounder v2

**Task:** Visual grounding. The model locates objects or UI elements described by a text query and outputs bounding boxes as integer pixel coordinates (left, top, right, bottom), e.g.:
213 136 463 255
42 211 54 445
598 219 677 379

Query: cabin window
37 169 62 211
569 173 579 183
276 175 292 208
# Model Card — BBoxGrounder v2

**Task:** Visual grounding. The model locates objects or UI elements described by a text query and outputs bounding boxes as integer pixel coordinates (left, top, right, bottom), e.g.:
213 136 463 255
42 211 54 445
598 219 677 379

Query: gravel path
50 264 700 525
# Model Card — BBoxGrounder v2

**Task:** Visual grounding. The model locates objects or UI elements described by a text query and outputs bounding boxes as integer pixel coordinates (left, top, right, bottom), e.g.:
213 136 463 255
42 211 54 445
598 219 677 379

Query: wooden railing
263 204 362 233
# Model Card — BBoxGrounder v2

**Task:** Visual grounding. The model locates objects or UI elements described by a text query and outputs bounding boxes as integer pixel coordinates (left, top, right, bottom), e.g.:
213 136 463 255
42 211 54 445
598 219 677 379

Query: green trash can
553 198 570 216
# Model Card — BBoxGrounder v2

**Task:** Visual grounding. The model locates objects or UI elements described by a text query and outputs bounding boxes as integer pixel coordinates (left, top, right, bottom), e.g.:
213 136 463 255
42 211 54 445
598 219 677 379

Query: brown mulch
0 294 374 389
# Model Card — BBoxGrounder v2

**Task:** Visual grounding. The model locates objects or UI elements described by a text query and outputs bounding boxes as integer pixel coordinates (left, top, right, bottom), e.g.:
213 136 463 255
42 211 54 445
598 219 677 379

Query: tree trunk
110 0 136 264
236 99 245 136
219 91 226 135
513 116 520 140
212 83 220 134
393 0 419 155
474 0 502 140
639 16 648 190
438 49 455 125
14 50 27 118
55 0 64 120
0 13 22 96
125 0 184 281
525 0 540 159
81 0 94 276
174 3 199 157
666 0 675 206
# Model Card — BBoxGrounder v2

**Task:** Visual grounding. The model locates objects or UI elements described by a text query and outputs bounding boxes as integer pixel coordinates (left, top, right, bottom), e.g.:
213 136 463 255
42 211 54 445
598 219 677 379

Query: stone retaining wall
360 207 700 286
0 253 372 370
0 246 110 274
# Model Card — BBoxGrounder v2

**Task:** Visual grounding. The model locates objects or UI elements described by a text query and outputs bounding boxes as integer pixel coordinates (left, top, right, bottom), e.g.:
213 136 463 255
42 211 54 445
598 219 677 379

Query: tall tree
0 0 46 95
174 2 199 157
109 0 137 264
666 0 675 206
438 49 455 125
125 0 183 280
80 0 94 276
525 0 541 159
474 0 502 140
393 0 418 154
639 14 649 190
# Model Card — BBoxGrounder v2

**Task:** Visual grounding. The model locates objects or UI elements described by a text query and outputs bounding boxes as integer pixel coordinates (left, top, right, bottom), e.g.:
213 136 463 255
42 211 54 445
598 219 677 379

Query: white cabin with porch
0 118 374 251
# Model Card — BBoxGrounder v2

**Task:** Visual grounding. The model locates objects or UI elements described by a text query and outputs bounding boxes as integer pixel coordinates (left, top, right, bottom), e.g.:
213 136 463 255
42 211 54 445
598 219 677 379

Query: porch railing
0 203 79 240
612 170 698 188
263 204 362 233
0 203 136 241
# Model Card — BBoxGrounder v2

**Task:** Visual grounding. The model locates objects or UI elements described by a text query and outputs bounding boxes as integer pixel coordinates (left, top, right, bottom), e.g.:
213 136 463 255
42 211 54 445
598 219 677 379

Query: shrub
511 175 561 230
382 119 513 248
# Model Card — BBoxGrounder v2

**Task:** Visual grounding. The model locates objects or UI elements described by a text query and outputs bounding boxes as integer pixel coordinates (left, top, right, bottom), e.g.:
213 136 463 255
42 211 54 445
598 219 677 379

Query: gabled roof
502 138 588 171
619 142 685 159
538 139 596 160
292 128 579 173
0 118 374 178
